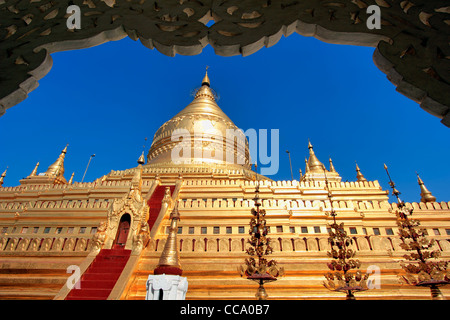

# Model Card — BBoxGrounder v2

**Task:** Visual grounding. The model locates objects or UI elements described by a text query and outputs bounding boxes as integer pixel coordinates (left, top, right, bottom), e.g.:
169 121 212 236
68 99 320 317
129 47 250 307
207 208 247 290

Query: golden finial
383 164 402 203
355 162 367 182
194 67 215 101
304 158 310 173
0 167 8 187
329 158 336 173
416 172 436 203
307 140 325 173
68 172 75 184
45 145 68 177
202 66 210 87
154 201 182 276
29 162 39 177
137 151 145 165
139 137 148 166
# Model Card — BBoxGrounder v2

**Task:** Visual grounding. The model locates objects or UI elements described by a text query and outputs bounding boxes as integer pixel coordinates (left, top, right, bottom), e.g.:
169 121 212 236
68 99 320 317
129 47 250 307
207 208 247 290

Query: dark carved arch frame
0 0 449 126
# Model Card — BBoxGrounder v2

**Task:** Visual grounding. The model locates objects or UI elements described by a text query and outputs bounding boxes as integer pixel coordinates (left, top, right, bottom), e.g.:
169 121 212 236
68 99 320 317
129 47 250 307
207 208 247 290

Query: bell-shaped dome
146 71 251 169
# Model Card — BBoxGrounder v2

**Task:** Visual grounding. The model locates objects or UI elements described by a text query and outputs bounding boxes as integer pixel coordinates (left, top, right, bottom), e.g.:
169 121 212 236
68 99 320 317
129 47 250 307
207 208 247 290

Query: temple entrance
113 214 131 248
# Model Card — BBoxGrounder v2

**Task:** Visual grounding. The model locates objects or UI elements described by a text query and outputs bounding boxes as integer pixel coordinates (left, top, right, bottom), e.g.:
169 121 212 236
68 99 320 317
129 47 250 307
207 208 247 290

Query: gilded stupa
0 71 448 301
147 70 251 171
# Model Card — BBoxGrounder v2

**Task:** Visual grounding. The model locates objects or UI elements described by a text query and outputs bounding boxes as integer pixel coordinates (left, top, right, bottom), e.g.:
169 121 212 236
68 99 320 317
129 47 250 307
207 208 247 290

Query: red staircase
65 248 131 300
147 185 175 231
64 185 175 300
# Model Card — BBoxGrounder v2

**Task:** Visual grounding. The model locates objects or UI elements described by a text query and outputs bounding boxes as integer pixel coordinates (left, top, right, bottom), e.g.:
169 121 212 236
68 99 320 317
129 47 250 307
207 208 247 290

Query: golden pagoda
0 72 449 300
147 69 251 170
19 145 69 185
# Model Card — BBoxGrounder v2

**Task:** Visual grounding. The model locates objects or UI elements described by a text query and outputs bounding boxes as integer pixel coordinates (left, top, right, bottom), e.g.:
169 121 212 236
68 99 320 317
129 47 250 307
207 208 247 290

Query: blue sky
0 33 449 203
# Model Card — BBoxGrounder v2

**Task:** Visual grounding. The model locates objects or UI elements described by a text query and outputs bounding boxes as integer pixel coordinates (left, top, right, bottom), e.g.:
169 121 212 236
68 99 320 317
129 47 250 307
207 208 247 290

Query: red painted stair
147 185 175 231
65 248 131 300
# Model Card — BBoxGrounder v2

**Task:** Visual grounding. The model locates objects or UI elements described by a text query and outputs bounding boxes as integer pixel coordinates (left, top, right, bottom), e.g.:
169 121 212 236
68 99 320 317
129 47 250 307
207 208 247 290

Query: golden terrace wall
0 176 449 299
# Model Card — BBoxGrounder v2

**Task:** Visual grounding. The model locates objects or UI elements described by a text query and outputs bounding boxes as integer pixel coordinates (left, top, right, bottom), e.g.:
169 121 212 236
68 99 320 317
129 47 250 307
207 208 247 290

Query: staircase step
87 266 125 274
94 254 130 260
95 254 130 260
89 261 128 269
99 248 126 253
64 239 131 299
67 288 111 299
78 279 116 289
65 296 106 300
82 273 121 282
148 185 175 231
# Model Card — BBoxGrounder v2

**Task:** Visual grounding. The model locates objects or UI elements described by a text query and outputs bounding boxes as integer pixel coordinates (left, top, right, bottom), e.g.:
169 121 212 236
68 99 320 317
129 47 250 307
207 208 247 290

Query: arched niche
113 213 131 249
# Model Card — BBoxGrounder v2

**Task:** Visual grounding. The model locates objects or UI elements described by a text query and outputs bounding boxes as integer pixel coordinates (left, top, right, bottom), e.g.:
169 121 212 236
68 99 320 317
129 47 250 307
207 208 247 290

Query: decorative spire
202 66 210 87
138 137 147 165
137 151 145 165
239 164 284 300
329 158 336 173
304 158 310 173
384 164 402 201
194 68 216 101
416 173 436 203
355 162 367 182
68 172 75 184
385 165 449 300
29 162 39 177
307 140 325 173
154 202 182 276
0 167 8 187
322 165 369 300
45 144 68 178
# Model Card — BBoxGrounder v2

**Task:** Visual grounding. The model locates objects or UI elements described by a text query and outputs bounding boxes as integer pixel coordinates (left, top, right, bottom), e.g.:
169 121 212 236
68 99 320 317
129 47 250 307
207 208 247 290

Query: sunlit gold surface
147 72 250 169
156 203 181 271
356 163 367 182
0 73 449 301
29 162 39 177
44 145 68 182
307 141 324 173
417 173 437 203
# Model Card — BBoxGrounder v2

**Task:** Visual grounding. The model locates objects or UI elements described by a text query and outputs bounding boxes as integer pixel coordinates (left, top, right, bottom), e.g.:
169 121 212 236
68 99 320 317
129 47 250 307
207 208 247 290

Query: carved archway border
0 1 449 126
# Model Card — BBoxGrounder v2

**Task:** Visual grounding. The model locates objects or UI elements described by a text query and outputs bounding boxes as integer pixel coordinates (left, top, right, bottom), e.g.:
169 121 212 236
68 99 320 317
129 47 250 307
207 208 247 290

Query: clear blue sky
1 33 449 203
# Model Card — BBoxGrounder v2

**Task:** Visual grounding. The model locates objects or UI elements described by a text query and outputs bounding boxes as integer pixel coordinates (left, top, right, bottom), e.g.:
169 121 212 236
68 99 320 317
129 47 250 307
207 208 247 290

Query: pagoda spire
355 162 367 182
0 167 7 187
29 162 39 177
194 68 215 101
137 151 145 165
45 144 68 179
202 66 210 87
416 173 436 203
307 140 325 173
329 158 337 173
154 202 182 276
304 158 310 173
68 172 75 184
